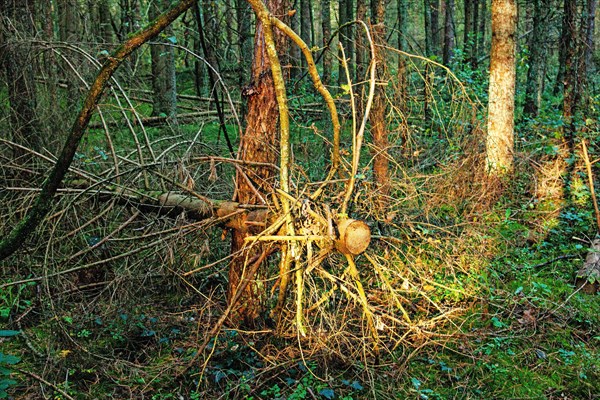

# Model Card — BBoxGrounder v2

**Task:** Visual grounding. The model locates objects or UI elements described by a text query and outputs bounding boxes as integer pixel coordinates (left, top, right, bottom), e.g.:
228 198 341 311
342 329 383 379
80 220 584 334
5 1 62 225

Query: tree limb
0 0 197 260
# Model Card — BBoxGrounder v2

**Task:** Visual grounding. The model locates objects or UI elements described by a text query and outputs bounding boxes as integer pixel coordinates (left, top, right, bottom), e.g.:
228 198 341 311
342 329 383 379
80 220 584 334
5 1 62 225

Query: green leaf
318 388 335 399
411 377 422 390
166 36 177 44
0 331 19 337
0 354 20 365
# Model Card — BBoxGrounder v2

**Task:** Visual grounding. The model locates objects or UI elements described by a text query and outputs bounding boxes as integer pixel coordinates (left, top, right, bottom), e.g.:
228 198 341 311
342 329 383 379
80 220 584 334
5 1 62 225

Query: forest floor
2 118 599 399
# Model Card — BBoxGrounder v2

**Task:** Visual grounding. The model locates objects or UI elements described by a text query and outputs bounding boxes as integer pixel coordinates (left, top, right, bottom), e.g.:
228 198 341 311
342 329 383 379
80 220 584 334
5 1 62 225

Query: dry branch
0 0 197 260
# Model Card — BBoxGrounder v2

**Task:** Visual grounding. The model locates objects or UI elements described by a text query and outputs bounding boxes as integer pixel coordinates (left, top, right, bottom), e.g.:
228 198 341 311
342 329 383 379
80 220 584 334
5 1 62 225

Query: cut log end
335 218 371 255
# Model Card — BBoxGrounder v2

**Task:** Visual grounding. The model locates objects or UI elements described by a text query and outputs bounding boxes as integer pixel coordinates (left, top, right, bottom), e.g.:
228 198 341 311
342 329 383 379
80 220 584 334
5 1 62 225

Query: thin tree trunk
338 0 348 86
322 0 332 85
431 0 441 57
477 0 486 59
301 0 311 69
471 0 479 67
523 0 545 118
397 0 408 112
562 0 578 141
355 0 367 109
58 0 81 107
463 0 473 54
345 0 354 79
0 0 40 159
443 0 456 64
371 0 390 209
424 0 433 55
580 0 597 108
289 0 301 78
149 0 178 123
486 0 517 176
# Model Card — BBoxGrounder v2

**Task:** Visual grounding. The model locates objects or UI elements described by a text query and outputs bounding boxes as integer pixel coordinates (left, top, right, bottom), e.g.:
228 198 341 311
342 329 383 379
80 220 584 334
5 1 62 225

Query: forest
0 0 599 398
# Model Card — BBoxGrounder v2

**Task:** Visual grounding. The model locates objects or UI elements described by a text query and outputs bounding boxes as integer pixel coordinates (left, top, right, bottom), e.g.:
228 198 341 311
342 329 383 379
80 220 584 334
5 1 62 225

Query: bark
562 0 578 141
301 0 311 68
58 0 81 106
424 0 433 55
289 0 301 79
397 0 408 118
470 0 479 67
355 0 367 108
0 0 198 261
523 0 547 118
149 0 178 122
486 0 517 176
338 0 348 86
584 0 597 76
236 0 253 91
321 0 332 85
579 0 597 108
345 0 354 79
228 0 288 326
463 0 473 54
477 0 486 60
431 0 441 57
0 0 40 158
370 0 390 207
443 0 456 64
98 0 113 43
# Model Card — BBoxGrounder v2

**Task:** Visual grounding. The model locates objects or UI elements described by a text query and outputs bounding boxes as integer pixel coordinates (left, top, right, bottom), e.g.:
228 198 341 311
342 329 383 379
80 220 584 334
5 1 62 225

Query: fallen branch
0 0 198 260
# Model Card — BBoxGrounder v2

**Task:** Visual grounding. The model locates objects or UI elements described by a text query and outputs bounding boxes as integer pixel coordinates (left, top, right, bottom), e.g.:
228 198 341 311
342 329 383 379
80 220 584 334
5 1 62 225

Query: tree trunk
228 0 288 326
562 0 578 141
486 0 517 176
463 0 473 55
338 0 348 86
397 0 408 114
149 0 178 122
58 0 81 107
345 0 355 80
477 0 486 60
236 0 253 92
289 0 301 79
355 0 367 110
424 0 433 55
322 0 332 85
584 0 597 76
580 0 597 108
301 0 311 69
0 0 40 160
470 0 479 67
431 0 441 57
443 0 455 64
523 0 546 118
370 0 390 208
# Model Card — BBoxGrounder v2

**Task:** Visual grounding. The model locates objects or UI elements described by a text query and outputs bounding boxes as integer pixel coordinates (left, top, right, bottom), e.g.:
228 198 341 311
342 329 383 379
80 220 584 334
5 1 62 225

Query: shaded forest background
1 0 599 398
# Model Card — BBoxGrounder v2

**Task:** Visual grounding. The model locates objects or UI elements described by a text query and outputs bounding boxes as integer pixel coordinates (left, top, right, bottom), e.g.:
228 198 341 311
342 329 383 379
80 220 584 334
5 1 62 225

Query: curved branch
270 16 341 172
0 0 197 260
